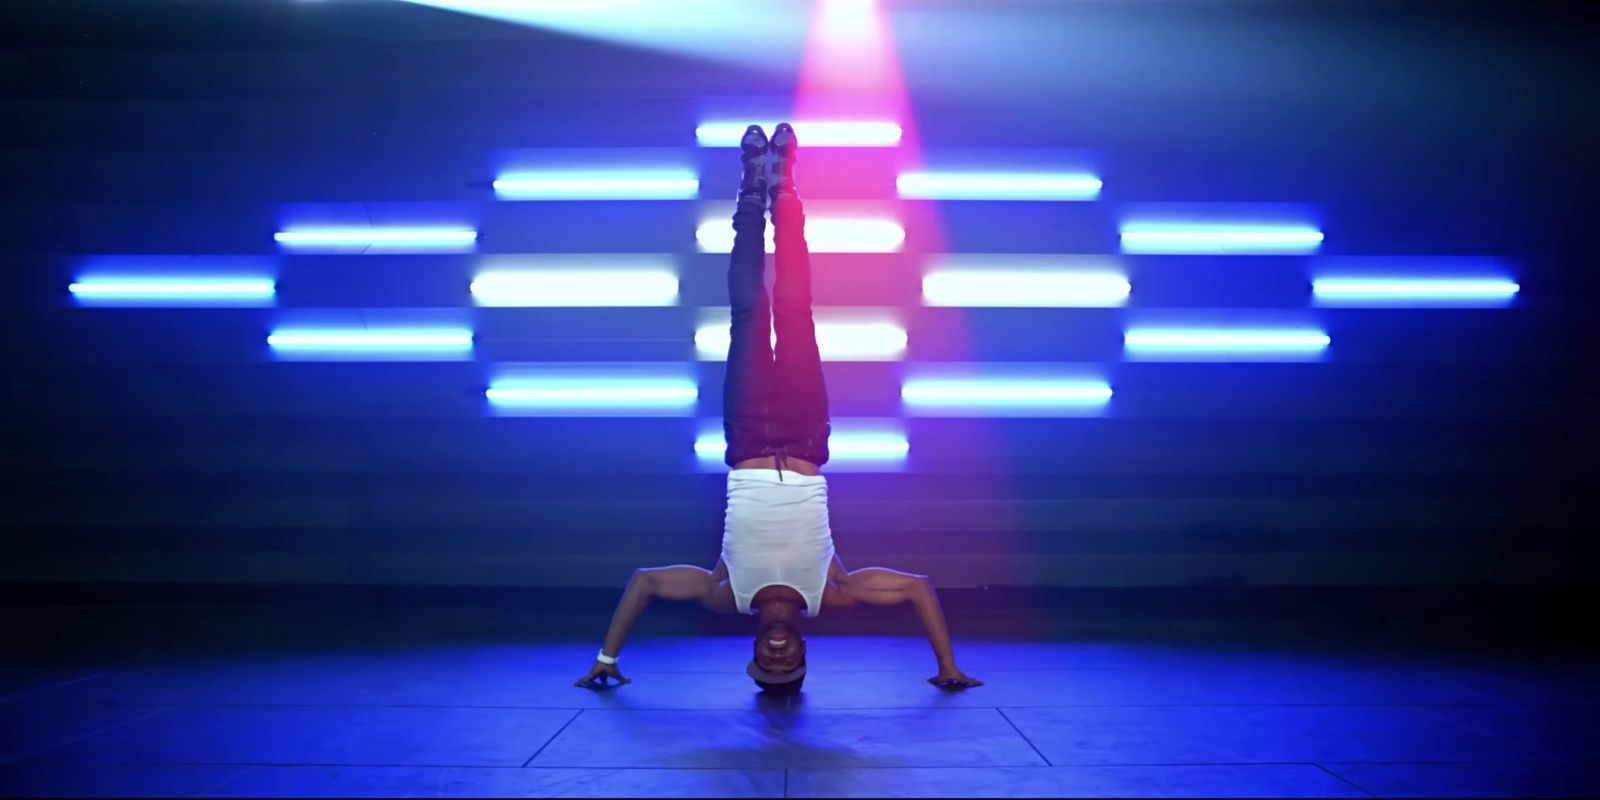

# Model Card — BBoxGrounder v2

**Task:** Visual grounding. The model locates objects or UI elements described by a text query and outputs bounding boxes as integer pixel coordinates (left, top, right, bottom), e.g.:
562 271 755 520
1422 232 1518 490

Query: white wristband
596 651 617 665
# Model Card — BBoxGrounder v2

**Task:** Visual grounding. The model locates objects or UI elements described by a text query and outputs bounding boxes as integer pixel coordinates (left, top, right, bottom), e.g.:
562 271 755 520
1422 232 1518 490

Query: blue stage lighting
267 328 475 360
492 170 700 200
695 312 907 361
1124 327 1331 360
487 380 698 416
394 1 805 67
471 264 679 307
695 120 902 147
922 258 1129 307
897 171 1102 201
695 430 909 463
274 227 478 253
695 215 905 253
69 277 276 307
1312 277 1520 306
902 378 1113 415
1120 224 1324 255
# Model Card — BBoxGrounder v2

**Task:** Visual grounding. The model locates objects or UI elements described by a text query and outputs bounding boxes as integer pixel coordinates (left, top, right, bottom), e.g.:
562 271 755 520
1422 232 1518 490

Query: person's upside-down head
747 618 806 694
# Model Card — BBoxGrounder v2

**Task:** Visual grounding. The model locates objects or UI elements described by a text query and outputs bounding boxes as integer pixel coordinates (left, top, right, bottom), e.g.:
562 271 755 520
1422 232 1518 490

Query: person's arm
833 567 983 688
574 565 726 687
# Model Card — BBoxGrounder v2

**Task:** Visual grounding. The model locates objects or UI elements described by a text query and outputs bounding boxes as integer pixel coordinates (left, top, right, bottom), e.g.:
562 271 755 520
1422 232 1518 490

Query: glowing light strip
486 380 698 412
897 172 1103 201
695 120 903 147
695 217 905 253
274 227 478 251
470 270 679 306
492 171 700 200
1124 328 1330 355
1120 224 1324 254
922 270 1130 307
695 321 907 361
69 278 275 305
695 433 909 460
1312 278 1520 305
902 380 1113 412
267 328 474 355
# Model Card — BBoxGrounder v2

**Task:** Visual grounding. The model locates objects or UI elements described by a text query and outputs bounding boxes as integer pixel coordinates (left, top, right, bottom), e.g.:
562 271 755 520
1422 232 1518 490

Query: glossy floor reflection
2 620 1595 798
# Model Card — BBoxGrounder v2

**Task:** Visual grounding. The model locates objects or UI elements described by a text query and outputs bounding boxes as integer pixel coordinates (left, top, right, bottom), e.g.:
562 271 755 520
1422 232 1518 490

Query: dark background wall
2 0 1595 591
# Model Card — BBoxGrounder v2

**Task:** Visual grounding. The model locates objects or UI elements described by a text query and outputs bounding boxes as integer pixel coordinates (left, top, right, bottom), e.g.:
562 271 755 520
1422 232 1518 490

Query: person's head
747 618 806 694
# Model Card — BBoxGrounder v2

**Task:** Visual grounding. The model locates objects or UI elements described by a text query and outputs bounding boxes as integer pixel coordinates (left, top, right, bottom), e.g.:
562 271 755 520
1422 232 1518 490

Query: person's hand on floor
575 661 631 688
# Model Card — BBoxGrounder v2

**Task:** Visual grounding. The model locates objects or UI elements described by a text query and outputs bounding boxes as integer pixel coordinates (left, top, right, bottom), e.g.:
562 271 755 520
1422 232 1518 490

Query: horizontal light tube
274 227 478 252
1312 277 1520 306
487 380 698 415
267 328 474 358
695 321 907 361
695 217 905 253
923 270 1129 307
695 433 909 460
902 380 1113 414
471 270 680 307
1120 224 1324 255
1124 328 1330 357
695 120 903 148
897 172 1102 201
492 171 700 200
69 278 276 306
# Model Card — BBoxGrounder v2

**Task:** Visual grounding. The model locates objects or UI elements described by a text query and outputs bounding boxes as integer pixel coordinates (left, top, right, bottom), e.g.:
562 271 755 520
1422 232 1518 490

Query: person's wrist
596 650 618 666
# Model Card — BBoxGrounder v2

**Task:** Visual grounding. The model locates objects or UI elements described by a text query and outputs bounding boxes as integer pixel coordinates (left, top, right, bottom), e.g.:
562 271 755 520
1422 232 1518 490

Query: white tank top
720 469 835 618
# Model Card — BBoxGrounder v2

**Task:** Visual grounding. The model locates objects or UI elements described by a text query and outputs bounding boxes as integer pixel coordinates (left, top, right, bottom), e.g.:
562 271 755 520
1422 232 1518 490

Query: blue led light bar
695 315 907 361
902 379 1113 415
69 277 276 306
487 378 698 416
471 268 679 307
274 227 479 253
897 172 1103 201
492 170 700 200
1312 277 1520 306
267 328 475 360
695 215 905 254
1124 327 1330 360
922 268 1129 307
1120 224 1324 255
695 432 909 461
695 120 902 147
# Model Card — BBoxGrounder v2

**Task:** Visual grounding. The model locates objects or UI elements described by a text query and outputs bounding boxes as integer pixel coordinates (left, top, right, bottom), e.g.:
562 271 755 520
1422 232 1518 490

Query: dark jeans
723 191 831 467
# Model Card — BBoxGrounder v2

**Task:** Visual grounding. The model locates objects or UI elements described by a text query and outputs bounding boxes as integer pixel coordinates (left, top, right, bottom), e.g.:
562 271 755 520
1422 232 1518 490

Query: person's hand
575 661 631 688
928 666 983 688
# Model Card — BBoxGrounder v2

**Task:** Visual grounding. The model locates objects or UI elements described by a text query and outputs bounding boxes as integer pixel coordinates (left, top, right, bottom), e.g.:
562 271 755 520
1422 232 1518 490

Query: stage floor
2 615 1596 798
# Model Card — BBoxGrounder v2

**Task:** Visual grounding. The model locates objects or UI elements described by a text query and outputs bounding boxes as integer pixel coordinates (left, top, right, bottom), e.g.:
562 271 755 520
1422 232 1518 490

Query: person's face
754 620 804 674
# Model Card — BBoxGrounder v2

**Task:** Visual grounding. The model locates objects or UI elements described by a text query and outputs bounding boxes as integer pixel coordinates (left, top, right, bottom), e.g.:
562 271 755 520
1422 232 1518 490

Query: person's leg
768 123 831 465
723 125 778 467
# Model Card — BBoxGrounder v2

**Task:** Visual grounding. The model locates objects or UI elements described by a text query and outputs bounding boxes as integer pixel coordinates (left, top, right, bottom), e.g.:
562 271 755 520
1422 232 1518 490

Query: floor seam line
522 709 583 768
1312 761 1378 798
6 704 175 764
1418 704 1560 760
0 670 111 706
996 708 1053 766
194 764 260 798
